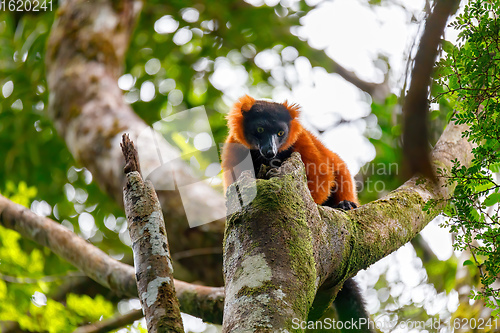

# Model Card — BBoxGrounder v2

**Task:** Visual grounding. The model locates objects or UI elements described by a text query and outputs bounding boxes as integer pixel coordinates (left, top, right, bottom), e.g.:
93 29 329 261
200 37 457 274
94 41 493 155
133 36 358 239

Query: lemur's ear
282 100 300 119
280 100 303 152
236 95 256 113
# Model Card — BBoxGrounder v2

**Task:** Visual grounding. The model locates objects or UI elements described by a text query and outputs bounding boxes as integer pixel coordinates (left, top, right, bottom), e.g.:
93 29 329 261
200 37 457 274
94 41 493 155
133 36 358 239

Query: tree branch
0 194 225 324
222 120 473 329
121 134 183 332
298 45 390 102
328 58 390 102
402 0 460 179
223 160 317 331
74 309 143 333
349 120 471 276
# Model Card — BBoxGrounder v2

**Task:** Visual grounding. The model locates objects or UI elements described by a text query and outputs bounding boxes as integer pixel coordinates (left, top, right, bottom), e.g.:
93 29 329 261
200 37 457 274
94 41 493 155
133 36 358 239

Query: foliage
0 184 114 332
434 0 500 316
126 0 314 140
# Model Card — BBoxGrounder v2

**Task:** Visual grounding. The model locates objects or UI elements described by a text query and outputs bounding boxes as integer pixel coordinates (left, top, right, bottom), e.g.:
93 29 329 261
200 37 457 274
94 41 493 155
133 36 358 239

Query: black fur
323 188 371 333
323 195 358 210
249 146 294 174
243 101 295 172
334 278 374 333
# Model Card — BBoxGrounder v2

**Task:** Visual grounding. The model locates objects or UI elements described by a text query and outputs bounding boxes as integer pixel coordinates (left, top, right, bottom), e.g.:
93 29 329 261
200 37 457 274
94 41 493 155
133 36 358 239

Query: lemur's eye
257 127 264 133
277 130 285 137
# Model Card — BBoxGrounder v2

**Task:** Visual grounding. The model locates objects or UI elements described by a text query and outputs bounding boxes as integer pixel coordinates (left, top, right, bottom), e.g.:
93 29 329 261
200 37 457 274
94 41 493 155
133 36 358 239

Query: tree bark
402 0 460 179
122 135 183 332
223 163 317 331
222 120 473 331
45 0 226 286
0 120 472 328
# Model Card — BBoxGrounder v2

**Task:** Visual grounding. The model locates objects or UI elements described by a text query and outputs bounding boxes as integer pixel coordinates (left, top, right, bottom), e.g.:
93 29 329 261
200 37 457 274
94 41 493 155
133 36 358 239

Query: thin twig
74 309 144 333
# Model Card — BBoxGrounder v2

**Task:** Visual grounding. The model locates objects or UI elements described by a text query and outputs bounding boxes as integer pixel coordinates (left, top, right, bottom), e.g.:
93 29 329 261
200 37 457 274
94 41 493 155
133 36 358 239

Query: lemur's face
243 102 291 160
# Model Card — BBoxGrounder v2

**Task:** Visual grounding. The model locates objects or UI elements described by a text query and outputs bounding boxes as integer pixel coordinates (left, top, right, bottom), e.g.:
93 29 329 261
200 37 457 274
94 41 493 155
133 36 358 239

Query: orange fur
222 96 358 205
225 95 255 148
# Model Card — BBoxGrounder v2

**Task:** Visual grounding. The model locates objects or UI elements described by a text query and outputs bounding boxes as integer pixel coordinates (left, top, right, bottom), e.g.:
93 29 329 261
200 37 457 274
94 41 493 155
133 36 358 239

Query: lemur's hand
334 200 357 210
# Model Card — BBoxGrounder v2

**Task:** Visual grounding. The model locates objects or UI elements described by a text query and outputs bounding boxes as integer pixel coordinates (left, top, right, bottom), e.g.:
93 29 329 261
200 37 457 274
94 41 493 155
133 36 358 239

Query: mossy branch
222 120 473 328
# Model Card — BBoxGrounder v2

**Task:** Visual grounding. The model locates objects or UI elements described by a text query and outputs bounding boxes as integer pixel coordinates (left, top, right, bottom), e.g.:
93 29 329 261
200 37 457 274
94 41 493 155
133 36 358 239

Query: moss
225 168 318 327
251 179 285 210
276 175 317 318
154 282 183 333
348 187 429 274
237 280 277 298
68 104 81 119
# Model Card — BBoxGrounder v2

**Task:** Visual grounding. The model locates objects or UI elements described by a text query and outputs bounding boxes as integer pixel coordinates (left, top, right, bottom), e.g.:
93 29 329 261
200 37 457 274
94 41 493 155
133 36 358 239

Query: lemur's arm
221 136 250 192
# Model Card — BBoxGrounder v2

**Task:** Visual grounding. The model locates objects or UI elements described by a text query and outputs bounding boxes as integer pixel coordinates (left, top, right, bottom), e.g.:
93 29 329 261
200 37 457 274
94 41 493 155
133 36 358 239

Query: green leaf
442 40 456 54
430 110 441 120
488 163 500 173
391 124 402 136
483 193 500 206
475 182 492 192
66 294 113 321
463 260 474 266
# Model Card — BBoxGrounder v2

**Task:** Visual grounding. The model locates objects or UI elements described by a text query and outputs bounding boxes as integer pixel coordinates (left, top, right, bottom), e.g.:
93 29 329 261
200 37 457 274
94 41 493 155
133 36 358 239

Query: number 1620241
1 0 53 12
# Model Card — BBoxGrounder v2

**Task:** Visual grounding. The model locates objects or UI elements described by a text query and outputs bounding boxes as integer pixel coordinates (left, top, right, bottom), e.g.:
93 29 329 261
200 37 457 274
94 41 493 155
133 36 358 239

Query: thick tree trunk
223 161 317 331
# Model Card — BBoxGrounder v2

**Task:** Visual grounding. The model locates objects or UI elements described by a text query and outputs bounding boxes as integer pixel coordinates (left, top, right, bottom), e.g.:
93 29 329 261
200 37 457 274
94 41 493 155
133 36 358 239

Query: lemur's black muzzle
258 134 279 160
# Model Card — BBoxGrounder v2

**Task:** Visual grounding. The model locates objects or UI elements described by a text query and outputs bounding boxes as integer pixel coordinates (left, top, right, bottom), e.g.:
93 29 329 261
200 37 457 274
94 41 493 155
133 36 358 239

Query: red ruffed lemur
222 95 357 209
221 95 372 330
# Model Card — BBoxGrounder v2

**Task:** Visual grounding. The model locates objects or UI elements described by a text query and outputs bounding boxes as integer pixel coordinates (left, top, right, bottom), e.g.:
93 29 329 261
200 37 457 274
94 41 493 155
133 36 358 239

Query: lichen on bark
223 160 317 332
